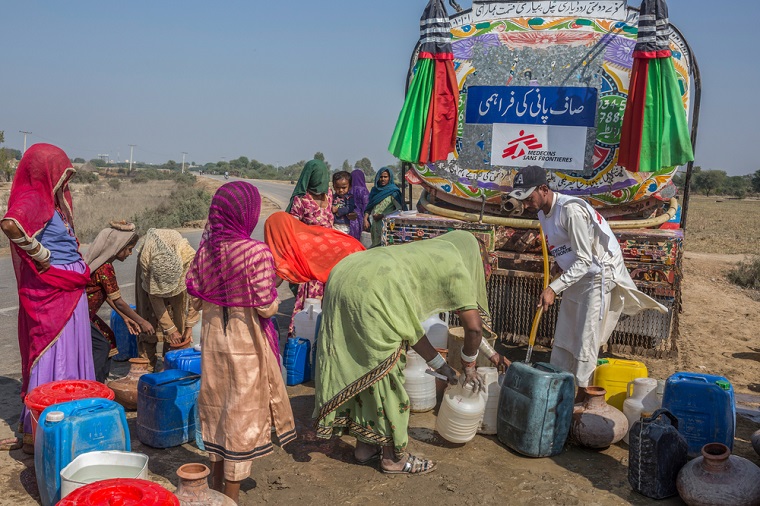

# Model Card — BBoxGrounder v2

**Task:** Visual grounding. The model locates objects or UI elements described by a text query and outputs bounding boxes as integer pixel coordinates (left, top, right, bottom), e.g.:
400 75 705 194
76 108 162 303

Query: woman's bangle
479 338 498 360
461 349 479 363
426 353 446 370
30 246 51 262
18 238 39 251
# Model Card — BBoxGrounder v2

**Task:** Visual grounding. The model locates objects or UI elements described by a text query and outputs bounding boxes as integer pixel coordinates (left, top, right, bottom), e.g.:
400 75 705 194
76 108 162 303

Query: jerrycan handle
645 408 678 430
153 373 202 387
626 380 634 398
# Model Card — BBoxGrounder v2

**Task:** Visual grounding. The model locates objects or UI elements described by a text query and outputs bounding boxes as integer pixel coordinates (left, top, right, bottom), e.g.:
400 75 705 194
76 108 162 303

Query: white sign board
491 123 587 171
472 1 630 22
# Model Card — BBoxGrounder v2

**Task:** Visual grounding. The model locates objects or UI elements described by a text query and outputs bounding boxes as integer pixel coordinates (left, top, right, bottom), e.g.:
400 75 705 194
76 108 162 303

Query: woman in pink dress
286 159 333 335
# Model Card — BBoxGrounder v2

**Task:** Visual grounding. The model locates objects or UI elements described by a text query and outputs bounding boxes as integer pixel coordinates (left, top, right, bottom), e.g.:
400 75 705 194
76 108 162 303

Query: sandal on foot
355 448 382 464
0 437 22 451
381 454 436 475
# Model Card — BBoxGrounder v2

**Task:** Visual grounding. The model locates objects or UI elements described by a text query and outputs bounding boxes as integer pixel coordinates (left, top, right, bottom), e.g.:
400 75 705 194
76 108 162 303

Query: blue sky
1 0 756 175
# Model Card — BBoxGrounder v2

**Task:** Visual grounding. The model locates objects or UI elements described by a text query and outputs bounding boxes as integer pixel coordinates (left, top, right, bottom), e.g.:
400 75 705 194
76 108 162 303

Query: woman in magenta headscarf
186 181 295 503
1 144 94 452
349 169 369 241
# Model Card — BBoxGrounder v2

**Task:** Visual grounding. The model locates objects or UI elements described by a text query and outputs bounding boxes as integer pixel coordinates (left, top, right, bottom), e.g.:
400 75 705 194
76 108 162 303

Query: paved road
0 176 296 378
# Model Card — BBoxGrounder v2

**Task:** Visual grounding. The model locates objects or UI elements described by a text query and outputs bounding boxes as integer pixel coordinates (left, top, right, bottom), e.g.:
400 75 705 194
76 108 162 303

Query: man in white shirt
508 166 667 401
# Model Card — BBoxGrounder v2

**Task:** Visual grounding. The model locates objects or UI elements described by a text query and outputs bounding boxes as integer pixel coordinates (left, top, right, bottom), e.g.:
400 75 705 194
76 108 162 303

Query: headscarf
264 211 365 284
3 144 91 395
84 222 138 273
186 182 279 355
286 159 330 212
365 166 404 215
349 169 369 240
138 229 195 298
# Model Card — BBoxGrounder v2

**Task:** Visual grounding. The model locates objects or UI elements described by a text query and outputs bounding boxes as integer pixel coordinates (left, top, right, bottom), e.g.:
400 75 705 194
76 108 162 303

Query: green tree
342 159 351 172
88 158 107 168
0 131 13 181
721 175 751 198
354 157 374 177
73 157 86 163
313 152 325 162
693 169 727 197
752 169 760 194
230 156 249 170
164 160 178 171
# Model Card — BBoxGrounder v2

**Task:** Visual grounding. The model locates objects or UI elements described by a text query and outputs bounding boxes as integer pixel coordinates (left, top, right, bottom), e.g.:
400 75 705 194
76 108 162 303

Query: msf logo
502 130 543 160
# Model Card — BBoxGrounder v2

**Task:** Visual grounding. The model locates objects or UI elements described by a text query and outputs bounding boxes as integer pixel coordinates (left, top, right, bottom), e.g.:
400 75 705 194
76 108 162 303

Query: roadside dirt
0 247 758 505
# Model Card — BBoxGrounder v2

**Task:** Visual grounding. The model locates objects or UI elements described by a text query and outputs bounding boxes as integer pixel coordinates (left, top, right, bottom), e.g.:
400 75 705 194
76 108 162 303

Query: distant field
0 179 178 248
684 196 760 255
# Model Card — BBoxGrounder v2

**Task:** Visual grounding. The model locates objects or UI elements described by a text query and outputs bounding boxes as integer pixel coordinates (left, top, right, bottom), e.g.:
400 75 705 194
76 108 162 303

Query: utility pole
181 152 187 173
19 131 32 153
129 144 136 174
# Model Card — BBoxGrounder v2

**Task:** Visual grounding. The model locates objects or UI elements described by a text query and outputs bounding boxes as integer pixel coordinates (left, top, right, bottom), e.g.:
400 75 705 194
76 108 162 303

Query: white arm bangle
426 353 446 370
10 235 29 244
31 246 51 262
18 238 39 251
461 349 479 363
479 338 498 360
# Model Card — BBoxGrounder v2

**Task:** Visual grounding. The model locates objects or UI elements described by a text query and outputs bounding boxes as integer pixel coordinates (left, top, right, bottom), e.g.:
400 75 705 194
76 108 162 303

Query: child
331 171 357 235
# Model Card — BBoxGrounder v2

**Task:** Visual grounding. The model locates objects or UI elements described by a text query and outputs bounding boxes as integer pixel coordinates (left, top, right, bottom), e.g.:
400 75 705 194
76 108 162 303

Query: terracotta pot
108 358 150 410
570 386 628 449
175 463 236 505
752 429 760 457
677 443 760 506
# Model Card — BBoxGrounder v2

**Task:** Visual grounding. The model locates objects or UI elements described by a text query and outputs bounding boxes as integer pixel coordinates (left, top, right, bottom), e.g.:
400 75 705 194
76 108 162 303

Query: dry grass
684 196 760 254
0 179 178 248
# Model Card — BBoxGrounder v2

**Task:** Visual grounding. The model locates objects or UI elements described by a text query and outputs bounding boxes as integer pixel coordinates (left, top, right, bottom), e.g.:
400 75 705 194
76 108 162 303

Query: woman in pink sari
187 182 295 503
1 144 93 452
286 159 333 335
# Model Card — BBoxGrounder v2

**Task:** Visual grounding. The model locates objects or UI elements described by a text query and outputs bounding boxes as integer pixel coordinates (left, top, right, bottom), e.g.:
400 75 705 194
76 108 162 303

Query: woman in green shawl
314 231 509 475
286 159 334 334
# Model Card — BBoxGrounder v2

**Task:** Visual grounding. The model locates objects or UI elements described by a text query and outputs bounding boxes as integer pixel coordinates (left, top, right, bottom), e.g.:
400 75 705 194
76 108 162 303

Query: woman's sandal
381 454 436 475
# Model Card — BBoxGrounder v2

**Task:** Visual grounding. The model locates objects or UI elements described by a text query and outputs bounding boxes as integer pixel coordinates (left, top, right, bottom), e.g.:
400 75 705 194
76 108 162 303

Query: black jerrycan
628 408 688 499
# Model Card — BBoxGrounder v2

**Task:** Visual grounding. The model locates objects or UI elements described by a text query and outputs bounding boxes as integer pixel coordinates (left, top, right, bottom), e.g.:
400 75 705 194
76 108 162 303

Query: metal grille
482 270 678 357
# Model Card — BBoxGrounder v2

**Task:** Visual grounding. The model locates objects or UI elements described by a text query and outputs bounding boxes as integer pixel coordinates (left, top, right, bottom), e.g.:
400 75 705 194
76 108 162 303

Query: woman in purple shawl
186 182 296 503
349 169 369 241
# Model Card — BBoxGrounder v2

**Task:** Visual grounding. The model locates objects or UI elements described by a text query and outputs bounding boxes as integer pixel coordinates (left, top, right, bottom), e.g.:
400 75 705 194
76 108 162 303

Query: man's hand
139 320 155 335
538 286 556 312
550 262 562 278
435 363 458 386
461 363 485 393
167 330 183 346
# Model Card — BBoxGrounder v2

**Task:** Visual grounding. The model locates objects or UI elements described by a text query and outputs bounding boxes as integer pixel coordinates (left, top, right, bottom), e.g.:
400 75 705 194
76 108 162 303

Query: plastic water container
137 369 200 448
360 231 372 249
164 348 202 374
25 380 115 444
293 298 322 347
60 450 149 499
628 409 688 499
436 383 485 443
57 478 179 506
110 305 138 361
497 362 575 457
421 316 448 349
477 367 501 435
623 378 659 444
593 358 648 411
35 398 130 506
661 372 735 457
284 338 311 386
403 350 436 413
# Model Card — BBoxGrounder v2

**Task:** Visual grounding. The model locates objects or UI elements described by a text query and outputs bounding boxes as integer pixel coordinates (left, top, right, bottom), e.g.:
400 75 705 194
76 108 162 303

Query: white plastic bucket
60 450 149 499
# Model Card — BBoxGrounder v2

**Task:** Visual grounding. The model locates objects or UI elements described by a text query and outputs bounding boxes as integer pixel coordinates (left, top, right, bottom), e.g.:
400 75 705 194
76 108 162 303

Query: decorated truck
383 0 700 357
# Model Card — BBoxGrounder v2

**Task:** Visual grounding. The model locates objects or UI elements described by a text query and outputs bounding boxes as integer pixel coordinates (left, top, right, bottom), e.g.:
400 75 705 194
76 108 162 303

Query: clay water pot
676 443 760 506
175 463 236 505
570 386 628 449
751 429 760 457
108 357 150 410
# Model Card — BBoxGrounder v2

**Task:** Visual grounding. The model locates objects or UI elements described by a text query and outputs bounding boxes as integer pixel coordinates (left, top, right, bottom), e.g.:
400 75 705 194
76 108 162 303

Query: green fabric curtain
638 58 694 172
388 59 435 163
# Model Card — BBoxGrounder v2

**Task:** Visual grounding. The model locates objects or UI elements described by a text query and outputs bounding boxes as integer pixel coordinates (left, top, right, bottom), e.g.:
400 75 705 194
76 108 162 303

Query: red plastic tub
58 478 178 505
24 380 114 442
